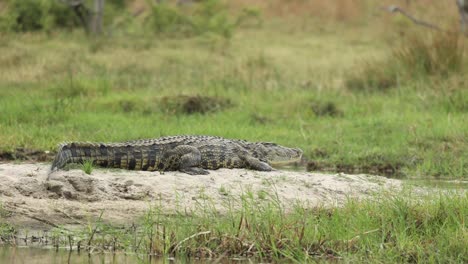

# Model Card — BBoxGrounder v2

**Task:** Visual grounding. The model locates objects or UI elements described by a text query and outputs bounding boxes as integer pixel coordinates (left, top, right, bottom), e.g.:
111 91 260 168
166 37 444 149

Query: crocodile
50 135 303 176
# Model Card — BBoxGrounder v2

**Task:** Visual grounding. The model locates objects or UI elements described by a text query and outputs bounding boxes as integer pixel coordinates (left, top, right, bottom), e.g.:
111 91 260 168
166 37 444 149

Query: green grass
80 159 94 175
0 3 466 262
2 190 466 262
0 203 16 243
0 22 467 179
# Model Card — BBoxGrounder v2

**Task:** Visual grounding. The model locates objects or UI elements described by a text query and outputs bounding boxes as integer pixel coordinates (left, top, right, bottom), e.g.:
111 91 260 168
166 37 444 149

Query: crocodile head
252 142 303 165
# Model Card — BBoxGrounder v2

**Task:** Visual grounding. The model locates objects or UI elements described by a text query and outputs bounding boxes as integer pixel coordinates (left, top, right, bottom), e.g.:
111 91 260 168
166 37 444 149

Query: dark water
405 178 468 190
289 164 468 190
0 247 159 264
0 247 248 264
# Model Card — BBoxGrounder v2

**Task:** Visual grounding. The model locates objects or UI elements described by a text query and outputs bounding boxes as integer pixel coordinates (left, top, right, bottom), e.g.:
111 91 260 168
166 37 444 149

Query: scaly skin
50 135 303 176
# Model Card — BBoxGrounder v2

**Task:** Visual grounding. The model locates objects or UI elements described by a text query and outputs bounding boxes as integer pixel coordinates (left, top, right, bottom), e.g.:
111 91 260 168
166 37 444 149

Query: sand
0 163 404 229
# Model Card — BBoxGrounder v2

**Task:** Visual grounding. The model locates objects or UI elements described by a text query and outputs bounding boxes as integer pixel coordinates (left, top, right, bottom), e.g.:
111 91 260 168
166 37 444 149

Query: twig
171 231 211 253
87 210 104 250
55 208 83 225
346 228 380 244
27 215 61 229
380 5 446 32
247 242 255 253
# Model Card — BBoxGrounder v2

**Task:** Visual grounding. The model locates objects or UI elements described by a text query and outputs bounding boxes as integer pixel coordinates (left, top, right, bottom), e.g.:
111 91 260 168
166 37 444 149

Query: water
0 246 257 264
1 247 159 264
0 247 248 264
404 178 468 190
288 163 468 190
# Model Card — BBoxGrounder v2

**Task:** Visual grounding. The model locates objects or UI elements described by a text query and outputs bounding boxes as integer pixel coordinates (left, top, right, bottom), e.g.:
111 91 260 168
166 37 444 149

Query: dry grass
116 0 462 26
229 0 366 21
394 32 465 76
345 31 466 92
228 0 460 23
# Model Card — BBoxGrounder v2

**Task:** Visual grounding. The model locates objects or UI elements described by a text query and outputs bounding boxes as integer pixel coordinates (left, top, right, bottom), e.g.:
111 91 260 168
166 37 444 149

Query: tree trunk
91 0 105 35
457 0 468 35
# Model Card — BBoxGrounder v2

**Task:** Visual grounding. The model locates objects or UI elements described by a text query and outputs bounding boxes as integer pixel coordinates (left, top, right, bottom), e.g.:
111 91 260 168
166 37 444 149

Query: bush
0 0 127 33
146 0 238 38
192 0 235 38
9 0 43 31
0 0 80 32
146 3 192 35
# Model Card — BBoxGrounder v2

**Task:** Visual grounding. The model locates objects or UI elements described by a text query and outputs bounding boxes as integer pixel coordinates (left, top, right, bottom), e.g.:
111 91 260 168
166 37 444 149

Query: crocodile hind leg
169 145 210 175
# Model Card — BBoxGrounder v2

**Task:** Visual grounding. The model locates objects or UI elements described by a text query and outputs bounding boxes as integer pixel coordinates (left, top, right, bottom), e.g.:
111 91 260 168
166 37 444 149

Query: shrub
146 3 192 36
146 0 238 38
192 0 235 38
0 0 127 33
1 0 43 32
0 0 80 32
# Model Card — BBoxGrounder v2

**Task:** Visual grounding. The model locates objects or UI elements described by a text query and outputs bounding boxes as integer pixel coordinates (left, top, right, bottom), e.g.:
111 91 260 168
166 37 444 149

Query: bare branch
60 0 85 7
380 5 446 32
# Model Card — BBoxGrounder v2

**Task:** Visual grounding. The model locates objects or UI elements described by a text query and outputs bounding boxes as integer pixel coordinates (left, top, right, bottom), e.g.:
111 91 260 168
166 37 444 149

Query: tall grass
394 33 465 77
2 191 466 262
345 32 466 92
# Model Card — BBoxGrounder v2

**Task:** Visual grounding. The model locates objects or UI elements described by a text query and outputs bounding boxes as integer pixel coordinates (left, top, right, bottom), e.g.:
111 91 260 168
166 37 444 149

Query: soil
160 95 233 115
0 149 54 162
0 163 406 230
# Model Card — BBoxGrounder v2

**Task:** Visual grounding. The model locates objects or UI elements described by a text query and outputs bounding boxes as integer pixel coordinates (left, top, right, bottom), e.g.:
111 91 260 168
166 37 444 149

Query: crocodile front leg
169 145 210 175
241 155 274 171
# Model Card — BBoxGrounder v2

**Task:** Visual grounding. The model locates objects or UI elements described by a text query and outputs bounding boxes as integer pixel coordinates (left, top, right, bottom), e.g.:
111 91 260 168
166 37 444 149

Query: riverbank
1 163 466 262
1 163 404 229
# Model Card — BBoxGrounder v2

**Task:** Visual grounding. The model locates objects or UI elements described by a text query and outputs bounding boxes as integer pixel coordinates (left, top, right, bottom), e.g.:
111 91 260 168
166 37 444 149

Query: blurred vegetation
345 32 465 92
0 0 466 179
0 0 261 38
0 0 78 32
146 0 239 38
0 1 467 261
0 0 129 32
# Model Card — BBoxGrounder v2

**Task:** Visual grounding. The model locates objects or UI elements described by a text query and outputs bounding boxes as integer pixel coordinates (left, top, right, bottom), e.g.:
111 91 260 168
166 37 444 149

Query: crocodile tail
48 141 146 175
50 143 73 173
